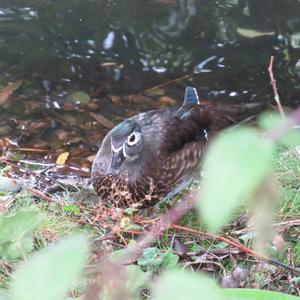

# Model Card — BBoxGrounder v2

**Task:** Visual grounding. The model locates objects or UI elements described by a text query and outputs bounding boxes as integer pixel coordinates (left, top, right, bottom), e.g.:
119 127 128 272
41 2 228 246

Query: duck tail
202 101 267 130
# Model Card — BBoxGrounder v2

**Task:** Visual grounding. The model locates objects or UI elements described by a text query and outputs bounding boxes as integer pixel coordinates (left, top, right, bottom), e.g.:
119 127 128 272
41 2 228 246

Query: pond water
1 0 300 172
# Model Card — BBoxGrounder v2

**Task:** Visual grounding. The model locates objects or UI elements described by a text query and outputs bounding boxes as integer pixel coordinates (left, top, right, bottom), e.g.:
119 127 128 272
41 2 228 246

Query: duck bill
106 150 125 175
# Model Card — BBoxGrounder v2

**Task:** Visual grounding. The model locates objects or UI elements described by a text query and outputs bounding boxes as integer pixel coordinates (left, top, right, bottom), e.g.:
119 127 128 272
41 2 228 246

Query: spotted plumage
91 87 262 208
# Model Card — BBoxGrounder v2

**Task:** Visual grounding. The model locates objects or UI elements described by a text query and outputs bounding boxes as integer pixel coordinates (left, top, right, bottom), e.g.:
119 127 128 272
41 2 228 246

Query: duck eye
128 133 137 145
129 134 135 143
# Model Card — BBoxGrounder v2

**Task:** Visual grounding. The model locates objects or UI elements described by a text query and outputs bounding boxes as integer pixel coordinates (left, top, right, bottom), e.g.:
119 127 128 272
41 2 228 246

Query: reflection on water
0 0 300 167
0 0 299 98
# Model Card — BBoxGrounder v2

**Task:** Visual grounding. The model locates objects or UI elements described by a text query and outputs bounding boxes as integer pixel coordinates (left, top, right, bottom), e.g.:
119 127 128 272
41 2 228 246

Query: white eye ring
127 132 139 146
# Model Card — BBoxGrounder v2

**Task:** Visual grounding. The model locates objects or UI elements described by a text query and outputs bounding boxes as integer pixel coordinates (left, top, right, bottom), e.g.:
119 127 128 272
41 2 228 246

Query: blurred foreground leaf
153 269 224 300
199 127 274 231
10 234 89 300
0 289 9 300
125 265 151 298
110 239 137 263
259 112 300 147
0 211 44 259
222 288 300 299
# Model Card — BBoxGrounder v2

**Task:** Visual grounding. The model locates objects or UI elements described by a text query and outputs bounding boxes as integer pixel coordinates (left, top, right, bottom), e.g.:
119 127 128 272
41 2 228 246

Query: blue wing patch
183 87 200 106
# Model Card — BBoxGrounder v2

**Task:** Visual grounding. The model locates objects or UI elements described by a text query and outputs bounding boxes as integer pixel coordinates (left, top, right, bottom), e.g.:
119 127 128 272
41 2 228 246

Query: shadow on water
0 0 300 170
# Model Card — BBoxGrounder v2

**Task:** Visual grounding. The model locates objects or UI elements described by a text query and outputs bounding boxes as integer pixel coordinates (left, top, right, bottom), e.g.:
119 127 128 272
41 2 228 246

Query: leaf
63 204 80 215
153 269 224 300
236 28 275 38
199 127 274 231
0 211 44 259
122 223 142 231
222 288 300 300
125 265 150 298
123 207 139 216
138 247 161 267
68 91 90 104
258 112 300 147
110 240 137 263
0 289 9 300
138 247 178 271
93 263 150 300
0 80 23 106
90 112 115 129
10 234 89 300
158 96 177 106
56 152 69 165
161 248 179 269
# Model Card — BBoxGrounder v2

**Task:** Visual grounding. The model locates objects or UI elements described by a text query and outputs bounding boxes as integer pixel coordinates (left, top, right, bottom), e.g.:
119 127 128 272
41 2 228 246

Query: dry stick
170 224 300 275
122 190 198 264
232 218 300 235
132 218 300 275
268 56 285 117
13 147 49 153
26 187 63 207
141 74 193 94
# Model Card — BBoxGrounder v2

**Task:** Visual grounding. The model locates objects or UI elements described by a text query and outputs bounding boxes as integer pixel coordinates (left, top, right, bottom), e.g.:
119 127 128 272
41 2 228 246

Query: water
0 0 300 170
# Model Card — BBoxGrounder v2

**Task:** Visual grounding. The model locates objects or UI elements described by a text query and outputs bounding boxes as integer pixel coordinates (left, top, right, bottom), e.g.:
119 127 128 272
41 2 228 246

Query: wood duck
91 87 263 208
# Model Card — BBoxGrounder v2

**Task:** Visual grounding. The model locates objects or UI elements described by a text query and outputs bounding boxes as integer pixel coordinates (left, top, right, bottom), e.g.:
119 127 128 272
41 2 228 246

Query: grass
0 146 299 296
276 146 300 218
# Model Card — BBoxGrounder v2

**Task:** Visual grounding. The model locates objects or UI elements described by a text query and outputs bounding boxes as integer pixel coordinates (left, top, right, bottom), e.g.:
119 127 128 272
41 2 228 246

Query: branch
170 224 300 275
268 56 285 118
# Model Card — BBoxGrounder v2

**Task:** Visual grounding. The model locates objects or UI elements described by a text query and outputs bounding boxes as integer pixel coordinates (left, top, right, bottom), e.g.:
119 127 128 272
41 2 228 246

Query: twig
13 147 49 153
268 56 285 118
170 224 300 275
119 188 300 274
90 112 115 129
140 74 193 94
26 187 63 207
122 190 199 263
232 218 300 235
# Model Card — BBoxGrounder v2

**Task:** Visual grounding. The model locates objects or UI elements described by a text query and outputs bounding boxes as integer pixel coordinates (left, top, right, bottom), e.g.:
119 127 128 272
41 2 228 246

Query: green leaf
10 234 89 300
138 247 178 271
138 247 161 268
0 289 9 300
258 112 300 147
110 239 137 263
68 91 90 104
98 264 150 300
222 288 300 300
123 207 139 216
0 211 44 259
161 248 179 269
153 269 224 300
123 223 142 231
63 204 80 215
125 265 151 298
199 127 274 231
